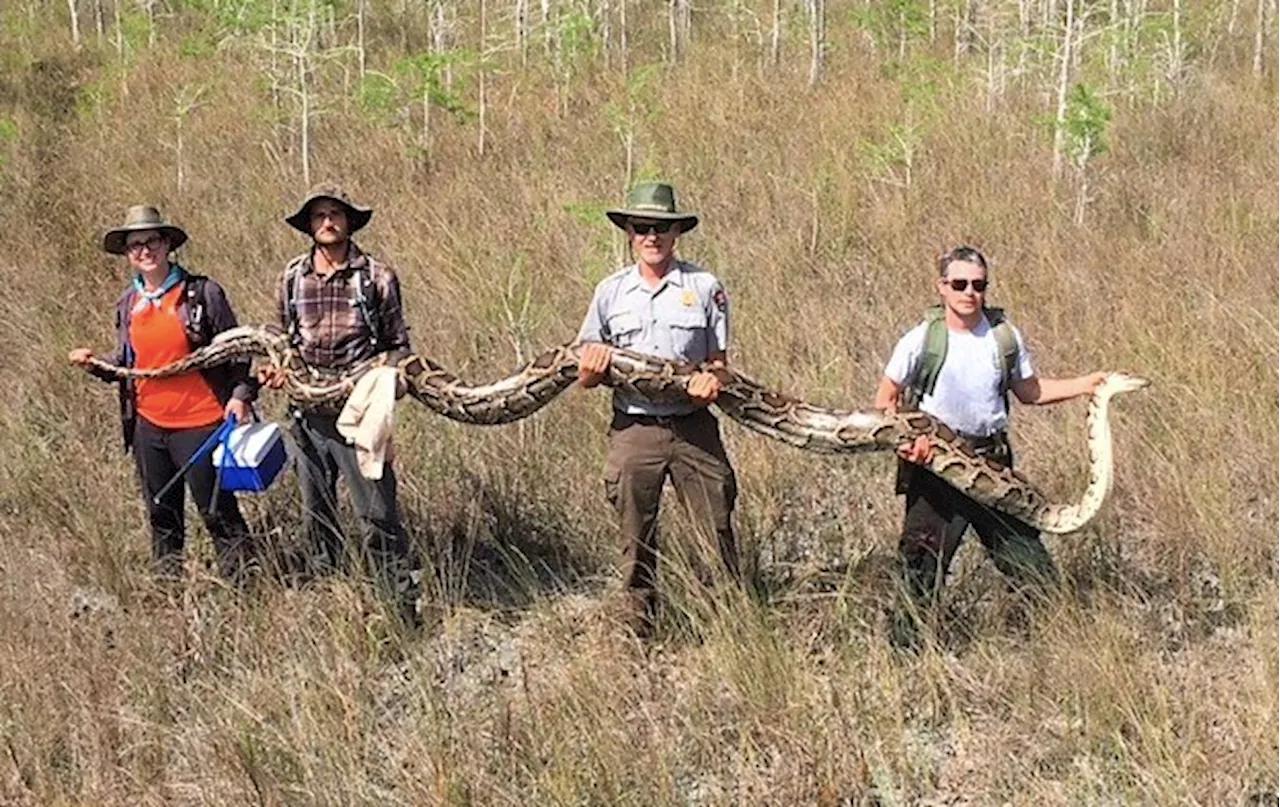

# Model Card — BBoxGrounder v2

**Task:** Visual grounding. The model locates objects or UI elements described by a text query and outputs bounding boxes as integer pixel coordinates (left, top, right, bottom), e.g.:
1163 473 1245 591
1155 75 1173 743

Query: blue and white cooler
212 421 289 493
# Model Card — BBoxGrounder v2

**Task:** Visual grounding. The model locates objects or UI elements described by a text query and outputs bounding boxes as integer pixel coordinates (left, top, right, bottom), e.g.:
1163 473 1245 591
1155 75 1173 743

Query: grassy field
0 0 1276 803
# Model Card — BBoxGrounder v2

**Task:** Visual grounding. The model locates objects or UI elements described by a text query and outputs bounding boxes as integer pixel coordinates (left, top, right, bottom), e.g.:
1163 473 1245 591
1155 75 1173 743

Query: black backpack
183 274 212 347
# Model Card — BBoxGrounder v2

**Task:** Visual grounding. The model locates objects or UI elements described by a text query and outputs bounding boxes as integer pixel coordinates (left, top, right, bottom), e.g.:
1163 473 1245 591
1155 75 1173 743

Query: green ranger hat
102 205 189 255
605 181 699 234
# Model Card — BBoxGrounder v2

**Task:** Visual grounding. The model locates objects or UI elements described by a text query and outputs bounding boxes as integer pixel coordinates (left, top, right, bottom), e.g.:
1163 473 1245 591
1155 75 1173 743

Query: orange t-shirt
129 284 225 429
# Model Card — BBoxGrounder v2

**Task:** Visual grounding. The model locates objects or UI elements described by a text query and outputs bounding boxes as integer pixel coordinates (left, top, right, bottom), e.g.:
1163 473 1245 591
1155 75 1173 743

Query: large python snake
83 325 1148 534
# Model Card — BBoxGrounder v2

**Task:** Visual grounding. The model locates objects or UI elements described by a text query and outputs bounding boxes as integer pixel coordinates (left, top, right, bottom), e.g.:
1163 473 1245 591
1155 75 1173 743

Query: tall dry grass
0 1 1276 804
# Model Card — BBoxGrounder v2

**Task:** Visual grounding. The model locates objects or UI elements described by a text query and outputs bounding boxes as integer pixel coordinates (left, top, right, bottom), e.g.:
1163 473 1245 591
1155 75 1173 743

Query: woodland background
0 0 1276 803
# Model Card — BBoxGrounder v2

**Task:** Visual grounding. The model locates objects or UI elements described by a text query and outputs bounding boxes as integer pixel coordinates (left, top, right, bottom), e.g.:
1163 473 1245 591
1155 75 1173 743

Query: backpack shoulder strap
118 286 137 367
283 257 306 345
915 305 949 398
184 273 210 345
351 264 381 348
984 307 1020 409
984 307 1019 385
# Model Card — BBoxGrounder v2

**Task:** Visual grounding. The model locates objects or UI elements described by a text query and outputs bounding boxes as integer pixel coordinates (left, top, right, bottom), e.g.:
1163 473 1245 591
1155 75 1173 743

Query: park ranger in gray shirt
577 182 739 637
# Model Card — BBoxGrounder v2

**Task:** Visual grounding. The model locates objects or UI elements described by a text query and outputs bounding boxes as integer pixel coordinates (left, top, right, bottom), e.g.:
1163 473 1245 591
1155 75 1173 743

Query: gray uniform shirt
578 260 730 417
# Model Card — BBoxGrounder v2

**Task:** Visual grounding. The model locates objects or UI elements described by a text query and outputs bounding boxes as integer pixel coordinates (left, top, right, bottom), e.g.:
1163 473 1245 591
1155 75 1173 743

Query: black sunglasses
629 220 678 235
126 235 168 253
947 278 988 292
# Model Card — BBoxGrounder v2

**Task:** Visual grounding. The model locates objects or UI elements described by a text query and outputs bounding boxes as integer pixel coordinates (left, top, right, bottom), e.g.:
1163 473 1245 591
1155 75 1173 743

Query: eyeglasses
947 278 988 293
629 220 677 236
125 236 167 254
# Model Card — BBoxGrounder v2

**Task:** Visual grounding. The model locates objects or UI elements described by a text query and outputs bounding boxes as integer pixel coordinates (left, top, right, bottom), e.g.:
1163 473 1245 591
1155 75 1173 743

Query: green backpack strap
916 306 949 395
900 306 947 410
903 306 1019 409
984 307 1020 407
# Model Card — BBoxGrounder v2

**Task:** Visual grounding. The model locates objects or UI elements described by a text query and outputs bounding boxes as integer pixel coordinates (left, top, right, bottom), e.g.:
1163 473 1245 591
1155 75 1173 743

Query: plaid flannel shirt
277 243 412 376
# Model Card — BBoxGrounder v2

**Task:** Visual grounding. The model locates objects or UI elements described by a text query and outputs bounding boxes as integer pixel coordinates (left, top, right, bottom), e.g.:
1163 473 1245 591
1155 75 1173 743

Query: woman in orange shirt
70 206 258 585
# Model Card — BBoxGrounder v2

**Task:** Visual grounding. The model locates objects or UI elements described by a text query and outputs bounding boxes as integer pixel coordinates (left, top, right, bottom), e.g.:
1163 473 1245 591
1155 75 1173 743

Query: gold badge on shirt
681 290 697 307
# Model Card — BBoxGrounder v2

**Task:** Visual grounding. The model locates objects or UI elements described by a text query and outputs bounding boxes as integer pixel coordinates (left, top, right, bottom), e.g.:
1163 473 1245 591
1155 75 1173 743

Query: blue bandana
132 265 185 311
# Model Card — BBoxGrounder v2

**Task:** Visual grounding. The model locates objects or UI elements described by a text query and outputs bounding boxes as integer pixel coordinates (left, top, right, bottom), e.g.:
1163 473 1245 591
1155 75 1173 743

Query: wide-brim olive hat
285 184 373 235
606 181 699 234
102 205 189 255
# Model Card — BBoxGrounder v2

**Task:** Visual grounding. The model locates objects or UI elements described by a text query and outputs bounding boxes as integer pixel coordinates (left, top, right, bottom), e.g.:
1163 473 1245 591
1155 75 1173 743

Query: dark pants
290 412 418 609
132 417 255 584
897 438 1058 607
603 408 739 612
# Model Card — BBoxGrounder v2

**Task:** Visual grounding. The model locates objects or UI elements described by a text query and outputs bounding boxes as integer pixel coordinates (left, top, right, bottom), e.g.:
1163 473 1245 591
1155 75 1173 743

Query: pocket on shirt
607 312 642 348
668 311 707 359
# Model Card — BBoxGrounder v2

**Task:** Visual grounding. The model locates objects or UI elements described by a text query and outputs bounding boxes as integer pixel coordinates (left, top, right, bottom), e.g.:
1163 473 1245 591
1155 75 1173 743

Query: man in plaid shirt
262 184 419 626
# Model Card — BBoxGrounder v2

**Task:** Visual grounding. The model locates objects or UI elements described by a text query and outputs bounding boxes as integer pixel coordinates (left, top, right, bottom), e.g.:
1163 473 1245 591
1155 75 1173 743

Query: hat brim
606 209 699 234
102 224 189 255
286 196 373 235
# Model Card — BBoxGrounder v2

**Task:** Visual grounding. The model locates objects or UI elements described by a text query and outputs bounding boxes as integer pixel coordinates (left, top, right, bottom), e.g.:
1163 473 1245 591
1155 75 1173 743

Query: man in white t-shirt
873 247 1106 637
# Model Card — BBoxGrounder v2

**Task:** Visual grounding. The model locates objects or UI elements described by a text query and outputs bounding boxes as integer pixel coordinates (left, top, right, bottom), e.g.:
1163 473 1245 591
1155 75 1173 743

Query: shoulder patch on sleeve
713 286 728 311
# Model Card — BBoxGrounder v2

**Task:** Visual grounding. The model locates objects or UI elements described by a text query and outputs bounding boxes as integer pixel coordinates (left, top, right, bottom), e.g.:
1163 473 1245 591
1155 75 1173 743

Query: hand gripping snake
83 325 1148 534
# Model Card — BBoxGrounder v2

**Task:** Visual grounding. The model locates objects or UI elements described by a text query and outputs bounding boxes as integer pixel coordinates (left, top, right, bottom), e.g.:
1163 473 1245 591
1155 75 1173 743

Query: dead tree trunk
667 0 690 62
515 0 529 67
809 0 826 88
1051 0 1075 180
1254 0 1273 76
67 0 81 47
620 0 629 74
356 0 366 77
478 0 488 157
770 0 782 67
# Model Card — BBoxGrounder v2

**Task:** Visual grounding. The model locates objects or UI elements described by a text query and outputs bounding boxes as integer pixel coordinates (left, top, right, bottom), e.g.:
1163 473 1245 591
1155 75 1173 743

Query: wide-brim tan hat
102 205 189 255
285 184 373 235
606 181 699 234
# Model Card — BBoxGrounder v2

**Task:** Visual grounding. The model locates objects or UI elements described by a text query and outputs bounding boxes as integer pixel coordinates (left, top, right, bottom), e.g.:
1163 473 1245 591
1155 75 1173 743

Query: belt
613 410 704 429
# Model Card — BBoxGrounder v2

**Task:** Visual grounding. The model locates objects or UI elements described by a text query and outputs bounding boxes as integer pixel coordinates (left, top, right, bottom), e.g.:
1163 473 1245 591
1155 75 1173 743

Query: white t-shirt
884 315 1035 437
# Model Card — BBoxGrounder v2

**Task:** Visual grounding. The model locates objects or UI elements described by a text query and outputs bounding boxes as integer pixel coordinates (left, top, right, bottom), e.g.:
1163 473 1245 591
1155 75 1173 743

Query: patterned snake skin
83 325 1148 534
